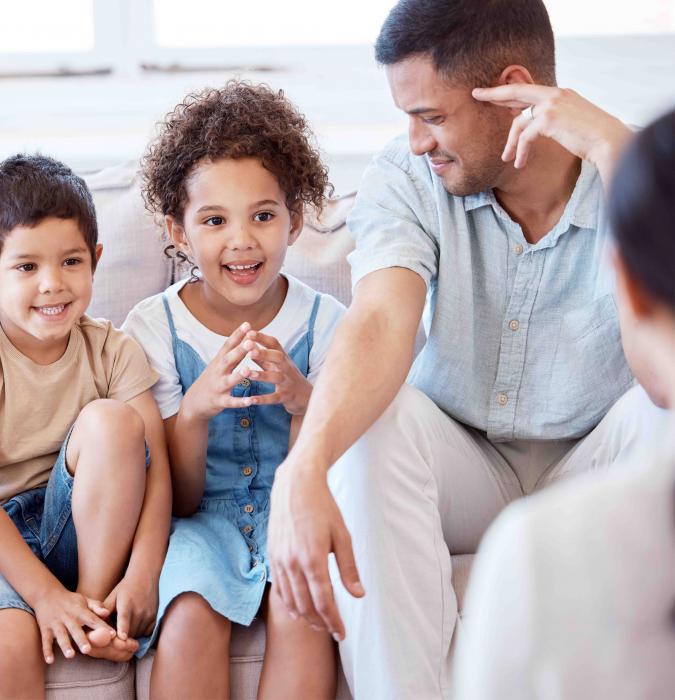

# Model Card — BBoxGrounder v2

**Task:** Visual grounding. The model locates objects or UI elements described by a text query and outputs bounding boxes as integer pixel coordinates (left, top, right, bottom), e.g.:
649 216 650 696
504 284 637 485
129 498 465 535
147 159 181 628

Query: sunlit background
1 0 674 192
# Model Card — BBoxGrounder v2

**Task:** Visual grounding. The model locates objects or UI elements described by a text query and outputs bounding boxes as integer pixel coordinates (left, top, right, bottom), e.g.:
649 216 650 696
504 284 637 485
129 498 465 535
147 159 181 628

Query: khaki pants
327 384 667 700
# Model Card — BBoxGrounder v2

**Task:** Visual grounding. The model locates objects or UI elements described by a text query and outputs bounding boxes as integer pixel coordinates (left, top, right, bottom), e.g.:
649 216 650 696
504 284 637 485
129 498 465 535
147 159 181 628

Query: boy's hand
32 587 115 664
181 322 253 421
239 331 312 415
103 570 158 639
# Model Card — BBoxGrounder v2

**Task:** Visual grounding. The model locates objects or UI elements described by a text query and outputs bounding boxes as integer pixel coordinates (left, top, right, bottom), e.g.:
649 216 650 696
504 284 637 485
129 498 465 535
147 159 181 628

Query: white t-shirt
455 421 675 700
122 275 346 420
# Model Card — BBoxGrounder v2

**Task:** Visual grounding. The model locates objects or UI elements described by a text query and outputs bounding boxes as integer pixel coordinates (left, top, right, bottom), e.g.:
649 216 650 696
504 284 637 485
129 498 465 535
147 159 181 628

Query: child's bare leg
0 609 45 700
151 593 231 700
257 585 337 700
67 399 147 600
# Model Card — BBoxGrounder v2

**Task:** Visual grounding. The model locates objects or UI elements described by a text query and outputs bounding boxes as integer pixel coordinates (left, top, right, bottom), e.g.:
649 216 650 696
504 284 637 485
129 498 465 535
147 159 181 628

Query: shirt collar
462 159 602 236
463 189 492 213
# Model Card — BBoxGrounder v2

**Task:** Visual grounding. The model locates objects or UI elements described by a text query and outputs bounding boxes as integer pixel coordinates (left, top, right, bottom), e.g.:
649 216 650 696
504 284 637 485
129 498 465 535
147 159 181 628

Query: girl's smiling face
167 157 302 325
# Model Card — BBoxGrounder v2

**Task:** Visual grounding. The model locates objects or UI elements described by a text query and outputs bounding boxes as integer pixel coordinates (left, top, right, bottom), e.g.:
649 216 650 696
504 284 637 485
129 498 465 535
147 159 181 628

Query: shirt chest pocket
559 293 617 341
546 293 633 432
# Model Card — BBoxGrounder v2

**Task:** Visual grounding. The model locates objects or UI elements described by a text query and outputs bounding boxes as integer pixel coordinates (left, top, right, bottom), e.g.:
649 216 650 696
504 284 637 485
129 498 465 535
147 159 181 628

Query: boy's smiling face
0 217 101 364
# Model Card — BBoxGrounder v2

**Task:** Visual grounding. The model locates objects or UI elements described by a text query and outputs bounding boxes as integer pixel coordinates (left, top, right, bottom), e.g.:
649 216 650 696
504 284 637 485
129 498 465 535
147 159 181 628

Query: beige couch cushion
45 654 134 699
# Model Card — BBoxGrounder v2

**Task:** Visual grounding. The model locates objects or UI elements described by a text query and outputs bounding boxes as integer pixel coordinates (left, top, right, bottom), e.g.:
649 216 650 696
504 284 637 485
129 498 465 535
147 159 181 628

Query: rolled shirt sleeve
347 135 440 290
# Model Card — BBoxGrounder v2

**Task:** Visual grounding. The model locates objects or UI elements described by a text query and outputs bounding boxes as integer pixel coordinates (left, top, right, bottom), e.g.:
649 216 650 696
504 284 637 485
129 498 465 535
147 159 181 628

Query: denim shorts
0 429 79 614
0 429 151 614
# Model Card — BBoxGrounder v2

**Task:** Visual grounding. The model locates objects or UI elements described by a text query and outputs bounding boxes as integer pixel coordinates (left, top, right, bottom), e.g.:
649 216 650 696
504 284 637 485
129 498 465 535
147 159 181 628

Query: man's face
386 55 511 196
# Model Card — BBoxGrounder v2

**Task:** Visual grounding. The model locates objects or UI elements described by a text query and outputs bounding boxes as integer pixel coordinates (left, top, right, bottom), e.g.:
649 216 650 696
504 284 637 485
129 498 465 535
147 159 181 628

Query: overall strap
306 293 322 353
161 294 180 353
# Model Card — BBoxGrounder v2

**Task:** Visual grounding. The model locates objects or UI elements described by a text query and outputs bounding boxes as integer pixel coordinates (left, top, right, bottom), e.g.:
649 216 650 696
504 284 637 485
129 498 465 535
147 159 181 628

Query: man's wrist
283 439 333 477
589 117 632 181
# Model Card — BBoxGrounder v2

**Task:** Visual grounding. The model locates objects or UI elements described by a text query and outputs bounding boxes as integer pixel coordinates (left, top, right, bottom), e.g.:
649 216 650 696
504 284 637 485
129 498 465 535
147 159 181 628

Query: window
0 0 673 76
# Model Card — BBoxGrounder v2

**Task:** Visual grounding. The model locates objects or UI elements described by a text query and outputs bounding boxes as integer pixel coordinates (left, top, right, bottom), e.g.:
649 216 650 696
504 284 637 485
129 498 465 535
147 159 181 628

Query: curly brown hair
141 80 332 224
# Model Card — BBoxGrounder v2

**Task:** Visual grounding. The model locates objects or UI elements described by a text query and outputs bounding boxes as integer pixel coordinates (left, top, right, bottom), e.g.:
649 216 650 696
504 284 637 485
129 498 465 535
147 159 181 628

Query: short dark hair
375 0 556 87
142 80 331 224
609 109 675 308
0 154 98 264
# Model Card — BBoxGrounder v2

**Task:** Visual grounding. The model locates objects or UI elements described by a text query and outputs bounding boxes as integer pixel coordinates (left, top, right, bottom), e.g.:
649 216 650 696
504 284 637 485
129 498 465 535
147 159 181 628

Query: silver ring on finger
522 105 535 121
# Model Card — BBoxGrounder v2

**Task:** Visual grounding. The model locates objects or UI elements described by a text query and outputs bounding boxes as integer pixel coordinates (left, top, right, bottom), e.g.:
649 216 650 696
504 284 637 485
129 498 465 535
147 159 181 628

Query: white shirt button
508 319 520 331
514 244 524 255
497 393 508 406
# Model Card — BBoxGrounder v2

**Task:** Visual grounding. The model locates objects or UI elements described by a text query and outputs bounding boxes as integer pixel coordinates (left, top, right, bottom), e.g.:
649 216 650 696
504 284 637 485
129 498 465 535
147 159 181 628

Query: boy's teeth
38 304 65 315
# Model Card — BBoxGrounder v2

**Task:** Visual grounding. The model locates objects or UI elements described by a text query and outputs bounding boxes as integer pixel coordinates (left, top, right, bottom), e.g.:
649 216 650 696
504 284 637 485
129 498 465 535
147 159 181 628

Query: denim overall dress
137 291 321 656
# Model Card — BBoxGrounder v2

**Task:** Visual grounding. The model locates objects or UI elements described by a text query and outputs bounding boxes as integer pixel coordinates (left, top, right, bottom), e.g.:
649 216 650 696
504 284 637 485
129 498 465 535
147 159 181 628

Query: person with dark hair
0 154 172 696
456 108 675 699
266 1 668 697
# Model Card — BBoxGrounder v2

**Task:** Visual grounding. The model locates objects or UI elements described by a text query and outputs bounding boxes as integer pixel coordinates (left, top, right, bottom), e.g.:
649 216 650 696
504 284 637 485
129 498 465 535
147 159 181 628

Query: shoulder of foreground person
457 456 675 699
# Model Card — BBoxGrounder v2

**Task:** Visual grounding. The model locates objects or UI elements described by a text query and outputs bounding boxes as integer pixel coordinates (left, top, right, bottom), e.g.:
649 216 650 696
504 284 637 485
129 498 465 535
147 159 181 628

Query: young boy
0 154 171 698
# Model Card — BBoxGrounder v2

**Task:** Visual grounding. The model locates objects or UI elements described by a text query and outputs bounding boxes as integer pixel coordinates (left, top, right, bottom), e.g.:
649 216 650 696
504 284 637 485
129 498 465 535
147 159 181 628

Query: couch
41 161 474 699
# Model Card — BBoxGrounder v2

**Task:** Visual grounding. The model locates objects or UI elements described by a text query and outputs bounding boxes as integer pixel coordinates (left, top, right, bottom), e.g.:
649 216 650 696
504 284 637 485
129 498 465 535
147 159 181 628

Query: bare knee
68 399 145 476
0 610 44 698
75 399 145 443
160 593 231 652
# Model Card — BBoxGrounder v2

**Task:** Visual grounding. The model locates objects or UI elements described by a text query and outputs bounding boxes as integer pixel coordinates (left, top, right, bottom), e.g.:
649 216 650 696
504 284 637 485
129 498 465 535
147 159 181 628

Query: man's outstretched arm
268 266 426 640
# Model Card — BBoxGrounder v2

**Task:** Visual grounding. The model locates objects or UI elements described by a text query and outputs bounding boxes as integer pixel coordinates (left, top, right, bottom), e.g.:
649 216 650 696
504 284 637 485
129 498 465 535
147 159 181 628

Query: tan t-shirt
0 315 159 504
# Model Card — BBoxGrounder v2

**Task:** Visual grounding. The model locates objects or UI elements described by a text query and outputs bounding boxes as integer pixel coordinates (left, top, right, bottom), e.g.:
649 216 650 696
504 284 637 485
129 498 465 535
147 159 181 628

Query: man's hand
472 84 632 183
103 569 159 640
268 462 364 641
32 586 115 664
239 330 312 415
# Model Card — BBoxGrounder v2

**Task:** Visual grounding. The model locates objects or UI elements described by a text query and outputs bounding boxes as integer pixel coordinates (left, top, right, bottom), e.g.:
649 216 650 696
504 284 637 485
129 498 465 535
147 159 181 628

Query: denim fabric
347 135 634 442
0 430 78 613
136 292 321 656
0 430 152 614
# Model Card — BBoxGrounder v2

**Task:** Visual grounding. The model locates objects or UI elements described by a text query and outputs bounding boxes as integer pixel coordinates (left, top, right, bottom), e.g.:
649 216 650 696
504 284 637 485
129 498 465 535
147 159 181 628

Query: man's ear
497 65 536 115
288 206 304 247
165 215 191 254
612 248 655 320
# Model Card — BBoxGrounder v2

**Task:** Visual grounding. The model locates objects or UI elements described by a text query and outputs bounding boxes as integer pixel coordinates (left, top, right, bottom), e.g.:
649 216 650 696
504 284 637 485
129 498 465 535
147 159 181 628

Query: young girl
123 81 344 698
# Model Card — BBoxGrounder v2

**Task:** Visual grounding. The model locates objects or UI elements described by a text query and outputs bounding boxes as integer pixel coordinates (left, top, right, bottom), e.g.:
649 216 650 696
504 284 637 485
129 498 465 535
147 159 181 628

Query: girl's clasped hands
181 321 312 422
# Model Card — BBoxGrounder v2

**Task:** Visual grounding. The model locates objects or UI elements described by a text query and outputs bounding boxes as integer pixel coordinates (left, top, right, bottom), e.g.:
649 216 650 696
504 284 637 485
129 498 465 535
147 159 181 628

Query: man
268 1 661 697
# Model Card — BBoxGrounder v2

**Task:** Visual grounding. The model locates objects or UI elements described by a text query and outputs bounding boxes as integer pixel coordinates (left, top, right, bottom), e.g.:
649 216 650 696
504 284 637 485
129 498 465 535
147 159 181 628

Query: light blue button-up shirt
347 135 633 442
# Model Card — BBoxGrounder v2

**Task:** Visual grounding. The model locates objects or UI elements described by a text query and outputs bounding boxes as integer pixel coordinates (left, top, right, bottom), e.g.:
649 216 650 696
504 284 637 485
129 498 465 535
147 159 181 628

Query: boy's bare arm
104 389 172 639
0 509 114 662
268 267 427 638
